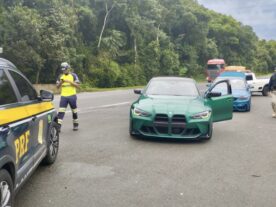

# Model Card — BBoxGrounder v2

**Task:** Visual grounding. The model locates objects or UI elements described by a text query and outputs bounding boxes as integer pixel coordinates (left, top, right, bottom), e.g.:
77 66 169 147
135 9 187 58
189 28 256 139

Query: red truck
206 59 225 82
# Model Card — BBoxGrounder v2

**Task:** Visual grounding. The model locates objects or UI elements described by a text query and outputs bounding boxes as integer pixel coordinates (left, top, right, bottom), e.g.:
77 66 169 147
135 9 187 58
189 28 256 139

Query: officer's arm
56 81 62 89
63 75 80 88
71 73 80 89
69 81 80 89
56 76 63 88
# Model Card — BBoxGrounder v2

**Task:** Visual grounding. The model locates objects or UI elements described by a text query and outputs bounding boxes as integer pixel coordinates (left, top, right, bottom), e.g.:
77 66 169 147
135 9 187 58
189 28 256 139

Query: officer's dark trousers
271 91 276 115
57 95 78 126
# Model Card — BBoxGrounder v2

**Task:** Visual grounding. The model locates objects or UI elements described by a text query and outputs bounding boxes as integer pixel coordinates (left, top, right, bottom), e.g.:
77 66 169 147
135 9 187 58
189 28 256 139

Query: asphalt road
15 85 276 207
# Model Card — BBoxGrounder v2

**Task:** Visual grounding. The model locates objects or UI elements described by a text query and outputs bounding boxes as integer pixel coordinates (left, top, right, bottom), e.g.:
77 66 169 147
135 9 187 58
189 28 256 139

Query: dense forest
0 0 276 87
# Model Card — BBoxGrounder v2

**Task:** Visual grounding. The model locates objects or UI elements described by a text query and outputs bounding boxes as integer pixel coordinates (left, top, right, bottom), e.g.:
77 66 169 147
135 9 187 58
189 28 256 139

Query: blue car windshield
230 79 247 90
145 79 199 96
214 77 246 93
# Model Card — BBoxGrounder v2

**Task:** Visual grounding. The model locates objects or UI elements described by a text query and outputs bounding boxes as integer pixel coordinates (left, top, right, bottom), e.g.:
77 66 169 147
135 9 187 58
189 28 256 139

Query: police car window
0 69 17 105
9 70 37 101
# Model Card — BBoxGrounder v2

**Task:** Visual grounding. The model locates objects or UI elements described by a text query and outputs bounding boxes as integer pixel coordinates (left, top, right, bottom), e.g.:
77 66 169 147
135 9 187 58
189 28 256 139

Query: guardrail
33 84 60 94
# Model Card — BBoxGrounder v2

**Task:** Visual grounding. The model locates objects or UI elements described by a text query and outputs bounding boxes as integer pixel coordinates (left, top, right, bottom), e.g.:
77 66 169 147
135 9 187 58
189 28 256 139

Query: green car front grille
139 114 200 137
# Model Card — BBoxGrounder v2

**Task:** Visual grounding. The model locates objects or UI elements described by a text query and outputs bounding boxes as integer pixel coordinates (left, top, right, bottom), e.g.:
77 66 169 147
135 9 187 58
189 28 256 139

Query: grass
79 75 207 93
79 71 273 93
79 75 208 93
79 85 145 92
193 76 206 83
254 71 272 78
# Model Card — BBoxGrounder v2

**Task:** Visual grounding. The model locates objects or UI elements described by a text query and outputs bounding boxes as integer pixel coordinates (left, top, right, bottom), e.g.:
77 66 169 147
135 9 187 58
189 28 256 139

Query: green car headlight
191 110 211 119
132 107 151 117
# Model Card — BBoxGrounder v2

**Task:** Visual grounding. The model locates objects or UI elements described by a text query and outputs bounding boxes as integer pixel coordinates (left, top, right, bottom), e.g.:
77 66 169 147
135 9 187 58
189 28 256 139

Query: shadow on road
130 135 209 145
251 93 269 97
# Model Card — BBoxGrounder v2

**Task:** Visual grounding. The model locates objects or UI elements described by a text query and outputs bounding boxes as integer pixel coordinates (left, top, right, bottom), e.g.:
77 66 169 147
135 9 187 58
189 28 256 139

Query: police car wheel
0 169 13 207
43 122 59 165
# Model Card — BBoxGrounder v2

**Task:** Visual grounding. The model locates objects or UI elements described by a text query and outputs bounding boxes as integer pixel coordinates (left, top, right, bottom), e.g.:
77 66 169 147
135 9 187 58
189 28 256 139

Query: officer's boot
57 123 62 133
73 123 79 131
272 102 276 118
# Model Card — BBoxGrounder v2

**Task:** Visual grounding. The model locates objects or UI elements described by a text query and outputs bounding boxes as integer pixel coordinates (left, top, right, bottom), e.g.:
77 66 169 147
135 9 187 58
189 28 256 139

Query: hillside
0 0 275 86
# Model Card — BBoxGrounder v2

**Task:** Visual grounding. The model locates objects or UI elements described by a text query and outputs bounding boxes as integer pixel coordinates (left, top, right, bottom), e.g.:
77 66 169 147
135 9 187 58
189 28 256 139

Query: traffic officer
56 62 80 131
268 69 276 118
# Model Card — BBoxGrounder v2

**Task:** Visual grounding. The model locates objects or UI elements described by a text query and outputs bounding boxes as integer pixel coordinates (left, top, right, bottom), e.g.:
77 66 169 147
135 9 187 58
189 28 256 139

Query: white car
245 72 270 96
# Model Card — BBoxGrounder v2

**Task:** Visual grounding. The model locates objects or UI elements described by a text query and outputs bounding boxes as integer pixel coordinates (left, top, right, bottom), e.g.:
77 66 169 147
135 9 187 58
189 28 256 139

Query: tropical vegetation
0 0 275 87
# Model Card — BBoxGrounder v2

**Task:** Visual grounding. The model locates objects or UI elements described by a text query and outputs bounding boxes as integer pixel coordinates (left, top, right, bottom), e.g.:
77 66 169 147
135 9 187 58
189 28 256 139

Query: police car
0 58 59 206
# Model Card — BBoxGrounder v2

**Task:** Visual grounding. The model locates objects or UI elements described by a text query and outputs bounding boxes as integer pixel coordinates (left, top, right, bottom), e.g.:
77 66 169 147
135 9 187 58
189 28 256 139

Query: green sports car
129 77 233 140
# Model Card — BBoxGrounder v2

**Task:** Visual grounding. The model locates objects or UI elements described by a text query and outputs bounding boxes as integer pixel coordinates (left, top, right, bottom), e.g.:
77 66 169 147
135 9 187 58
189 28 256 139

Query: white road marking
88 102 130 109
64 102 130 114
65 109 81 113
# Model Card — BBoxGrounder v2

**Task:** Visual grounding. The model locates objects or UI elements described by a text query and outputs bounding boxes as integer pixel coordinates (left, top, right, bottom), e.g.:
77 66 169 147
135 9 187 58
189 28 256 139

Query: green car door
204 80 233 122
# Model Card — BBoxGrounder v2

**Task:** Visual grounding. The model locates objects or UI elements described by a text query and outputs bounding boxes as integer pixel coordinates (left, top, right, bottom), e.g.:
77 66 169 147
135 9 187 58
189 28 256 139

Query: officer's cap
61 62 70 71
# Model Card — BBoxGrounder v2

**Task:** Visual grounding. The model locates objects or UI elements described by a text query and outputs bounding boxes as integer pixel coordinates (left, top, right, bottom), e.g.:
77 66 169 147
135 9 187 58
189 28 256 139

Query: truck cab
206 59 225 82
245 72 270 96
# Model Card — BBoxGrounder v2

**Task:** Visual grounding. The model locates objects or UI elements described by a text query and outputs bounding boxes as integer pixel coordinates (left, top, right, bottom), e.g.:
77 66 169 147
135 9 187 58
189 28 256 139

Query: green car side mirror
134 89 142 94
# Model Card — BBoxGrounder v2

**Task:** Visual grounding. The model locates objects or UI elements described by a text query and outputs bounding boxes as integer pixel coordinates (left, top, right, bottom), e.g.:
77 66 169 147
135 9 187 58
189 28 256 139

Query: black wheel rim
0 181 11 207
49 126 59 158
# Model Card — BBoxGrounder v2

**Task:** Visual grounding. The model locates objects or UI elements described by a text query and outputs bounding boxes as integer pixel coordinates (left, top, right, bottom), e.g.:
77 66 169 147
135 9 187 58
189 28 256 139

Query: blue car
212 74 251 112
219 71 246 79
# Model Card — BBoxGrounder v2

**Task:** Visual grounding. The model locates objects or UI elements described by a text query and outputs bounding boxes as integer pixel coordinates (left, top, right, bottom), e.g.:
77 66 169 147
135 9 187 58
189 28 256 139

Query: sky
197 0 276 40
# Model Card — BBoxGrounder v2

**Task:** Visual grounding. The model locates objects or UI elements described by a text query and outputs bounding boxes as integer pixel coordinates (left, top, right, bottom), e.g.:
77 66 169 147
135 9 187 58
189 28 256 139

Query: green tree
0 0 275 87
1 6 44 83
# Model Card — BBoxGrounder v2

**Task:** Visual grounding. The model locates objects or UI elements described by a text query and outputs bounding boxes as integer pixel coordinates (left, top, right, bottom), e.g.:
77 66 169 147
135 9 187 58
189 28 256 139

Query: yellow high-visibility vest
59 73 79 97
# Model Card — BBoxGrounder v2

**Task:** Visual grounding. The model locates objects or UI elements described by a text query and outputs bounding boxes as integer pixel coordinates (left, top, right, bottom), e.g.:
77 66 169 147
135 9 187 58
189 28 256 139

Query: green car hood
134 95 210 115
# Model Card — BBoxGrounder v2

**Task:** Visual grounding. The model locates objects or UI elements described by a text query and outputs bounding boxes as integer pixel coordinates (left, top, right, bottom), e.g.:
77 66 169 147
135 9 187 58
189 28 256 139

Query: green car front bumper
130 113 211 139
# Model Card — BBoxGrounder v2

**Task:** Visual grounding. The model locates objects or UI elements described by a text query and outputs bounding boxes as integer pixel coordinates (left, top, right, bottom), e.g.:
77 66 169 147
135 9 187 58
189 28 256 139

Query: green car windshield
145 79 199 96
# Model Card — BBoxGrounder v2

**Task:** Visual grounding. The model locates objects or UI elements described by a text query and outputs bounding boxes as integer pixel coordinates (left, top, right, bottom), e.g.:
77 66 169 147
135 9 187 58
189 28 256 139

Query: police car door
0 68 34 189
7 70 49 176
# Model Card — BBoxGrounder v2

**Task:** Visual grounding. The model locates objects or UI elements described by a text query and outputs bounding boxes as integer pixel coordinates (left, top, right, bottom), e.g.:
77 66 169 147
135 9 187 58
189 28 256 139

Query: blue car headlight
132 107 151 117
238 96 249 100
191 110 211 119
